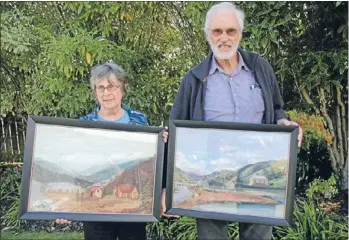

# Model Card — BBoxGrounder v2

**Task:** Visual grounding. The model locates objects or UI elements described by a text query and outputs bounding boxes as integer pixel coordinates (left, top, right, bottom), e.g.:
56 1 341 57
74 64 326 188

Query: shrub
306 174 339 201
273 198 348 240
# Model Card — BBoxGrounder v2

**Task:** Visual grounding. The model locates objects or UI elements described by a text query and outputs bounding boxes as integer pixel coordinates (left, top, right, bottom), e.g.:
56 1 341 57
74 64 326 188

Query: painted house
114 183 139 199
249 175 268 186
89 185 103 199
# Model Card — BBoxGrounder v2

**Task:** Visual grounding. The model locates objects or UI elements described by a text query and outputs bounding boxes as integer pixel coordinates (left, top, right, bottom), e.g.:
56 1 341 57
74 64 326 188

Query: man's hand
162 126 169 143
277 119 303 147
161 188 179 218
55 219 71 224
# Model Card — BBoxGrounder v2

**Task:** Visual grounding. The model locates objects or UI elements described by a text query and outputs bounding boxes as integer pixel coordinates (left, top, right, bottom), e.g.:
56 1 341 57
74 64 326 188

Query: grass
0 231 84 240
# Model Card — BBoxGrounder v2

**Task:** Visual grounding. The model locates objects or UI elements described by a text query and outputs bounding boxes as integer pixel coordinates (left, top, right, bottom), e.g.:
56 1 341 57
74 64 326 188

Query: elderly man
166 2 303 240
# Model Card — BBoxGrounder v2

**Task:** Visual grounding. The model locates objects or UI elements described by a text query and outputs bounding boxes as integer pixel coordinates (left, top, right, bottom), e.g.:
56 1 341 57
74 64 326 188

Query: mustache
217 42 232 47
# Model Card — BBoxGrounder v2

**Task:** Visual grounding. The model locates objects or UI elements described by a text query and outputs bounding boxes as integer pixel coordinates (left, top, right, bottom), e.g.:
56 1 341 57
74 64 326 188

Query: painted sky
33 123 158 173
175 127 290 175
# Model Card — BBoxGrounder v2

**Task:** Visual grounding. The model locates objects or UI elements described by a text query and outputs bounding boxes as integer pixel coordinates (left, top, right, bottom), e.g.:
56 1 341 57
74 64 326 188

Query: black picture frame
19 115 164 222
166 120 299 227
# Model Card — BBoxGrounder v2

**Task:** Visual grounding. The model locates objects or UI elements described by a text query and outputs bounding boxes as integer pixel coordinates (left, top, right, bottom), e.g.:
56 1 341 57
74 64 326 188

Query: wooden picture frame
19 115 164 222
165 120 299 226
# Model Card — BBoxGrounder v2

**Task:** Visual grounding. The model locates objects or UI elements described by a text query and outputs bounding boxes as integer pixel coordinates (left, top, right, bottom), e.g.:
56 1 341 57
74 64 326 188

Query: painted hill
237 160 287 188
175 167 237 189
82 164 121 183
174 159 287 189
32 159 93 188
174 167 191 183
104 157 156 195
204 169 237 188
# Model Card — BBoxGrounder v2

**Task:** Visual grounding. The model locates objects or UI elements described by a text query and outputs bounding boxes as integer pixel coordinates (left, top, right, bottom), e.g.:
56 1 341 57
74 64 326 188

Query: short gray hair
90 62 128 95
204 2 245 36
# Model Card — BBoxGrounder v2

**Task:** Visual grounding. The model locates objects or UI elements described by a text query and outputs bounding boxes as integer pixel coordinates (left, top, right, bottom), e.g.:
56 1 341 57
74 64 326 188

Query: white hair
204 2 245 36
90 62 128 95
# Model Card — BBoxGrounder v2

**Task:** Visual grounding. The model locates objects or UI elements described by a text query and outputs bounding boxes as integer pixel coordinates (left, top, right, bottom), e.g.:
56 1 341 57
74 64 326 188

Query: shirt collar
92 103 131 117
209 51 250 75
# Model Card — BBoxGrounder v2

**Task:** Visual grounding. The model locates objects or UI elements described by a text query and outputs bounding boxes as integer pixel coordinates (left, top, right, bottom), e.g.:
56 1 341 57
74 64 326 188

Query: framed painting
165 120 299 226
19 115 164 222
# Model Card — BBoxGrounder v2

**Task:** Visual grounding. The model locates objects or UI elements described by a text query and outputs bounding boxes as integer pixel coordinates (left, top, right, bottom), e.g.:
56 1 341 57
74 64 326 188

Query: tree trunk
302 87 348 189
341 159 348 190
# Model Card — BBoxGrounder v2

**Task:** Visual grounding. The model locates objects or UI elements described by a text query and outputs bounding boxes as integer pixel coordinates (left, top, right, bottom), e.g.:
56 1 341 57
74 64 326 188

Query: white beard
209 40 239 60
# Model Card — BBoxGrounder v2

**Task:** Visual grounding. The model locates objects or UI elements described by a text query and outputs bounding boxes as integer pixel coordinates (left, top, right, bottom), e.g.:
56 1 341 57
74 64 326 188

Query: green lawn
1 231 83 240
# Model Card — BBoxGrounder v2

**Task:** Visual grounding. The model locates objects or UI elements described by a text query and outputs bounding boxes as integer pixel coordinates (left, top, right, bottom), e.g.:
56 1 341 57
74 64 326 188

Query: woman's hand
160 188 179 218
162 126 169 143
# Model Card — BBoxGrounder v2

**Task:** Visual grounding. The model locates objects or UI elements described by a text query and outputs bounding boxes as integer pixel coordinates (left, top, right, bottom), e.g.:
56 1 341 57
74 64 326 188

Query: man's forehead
209 11 239 28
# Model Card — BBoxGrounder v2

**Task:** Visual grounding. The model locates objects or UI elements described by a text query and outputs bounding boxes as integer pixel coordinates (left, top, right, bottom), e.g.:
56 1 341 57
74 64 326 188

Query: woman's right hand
55 219 72 224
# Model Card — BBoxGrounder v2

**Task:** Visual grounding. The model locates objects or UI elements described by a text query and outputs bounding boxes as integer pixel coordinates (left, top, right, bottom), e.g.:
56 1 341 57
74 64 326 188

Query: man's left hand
277 119 303 147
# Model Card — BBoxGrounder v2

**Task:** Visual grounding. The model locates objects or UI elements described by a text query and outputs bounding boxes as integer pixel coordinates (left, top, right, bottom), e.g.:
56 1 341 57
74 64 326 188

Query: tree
1 2 347 189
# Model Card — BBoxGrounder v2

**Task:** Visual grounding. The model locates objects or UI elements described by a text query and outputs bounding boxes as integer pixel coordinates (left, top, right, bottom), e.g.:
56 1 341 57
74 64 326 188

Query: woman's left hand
163 126 169 143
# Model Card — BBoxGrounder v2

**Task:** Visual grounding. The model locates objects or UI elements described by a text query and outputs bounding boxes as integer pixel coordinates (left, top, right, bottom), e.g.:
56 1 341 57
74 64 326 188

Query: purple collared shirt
203 52 265 123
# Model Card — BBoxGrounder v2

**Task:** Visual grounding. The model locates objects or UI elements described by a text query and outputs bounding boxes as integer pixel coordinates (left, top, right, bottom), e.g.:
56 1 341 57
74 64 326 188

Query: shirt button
233 93 237 96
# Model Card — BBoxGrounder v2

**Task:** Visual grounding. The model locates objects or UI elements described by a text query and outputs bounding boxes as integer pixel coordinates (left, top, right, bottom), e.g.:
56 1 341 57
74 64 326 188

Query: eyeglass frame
95 84 121 93
210 27 240 37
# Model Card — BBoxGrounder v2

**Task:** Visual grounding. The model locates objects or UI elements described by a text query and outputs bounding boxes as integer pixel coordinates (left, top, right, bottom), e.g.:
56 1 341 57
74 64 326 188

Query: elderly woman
56 62 169 240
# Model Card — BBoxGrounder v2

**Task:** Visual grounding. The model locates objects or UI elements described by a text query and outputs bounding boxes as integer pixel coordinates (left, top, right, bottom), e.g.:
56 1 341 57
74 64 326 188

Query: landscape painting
27 123 158 216
173 127 291 219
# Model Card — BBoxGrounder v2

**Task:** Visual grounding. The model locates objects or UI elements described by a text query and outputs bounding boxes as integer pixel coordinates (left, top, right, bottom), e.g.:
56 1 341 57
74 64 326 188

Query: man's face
207 10 242 60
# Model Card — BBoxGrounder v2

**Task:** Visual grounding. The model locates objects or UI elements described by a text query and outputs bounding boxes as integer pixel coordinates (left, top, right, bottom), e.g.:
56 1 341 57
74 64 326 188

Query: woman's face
95 74 124 111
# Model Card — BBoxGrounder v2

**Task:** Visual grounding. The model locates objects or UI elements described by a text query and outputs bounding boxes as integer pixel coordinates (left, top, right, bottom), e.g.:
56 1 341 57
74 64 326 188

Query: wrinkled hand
162 126 169 143
277 119 303 147
161 188 179 218
55 219 71 224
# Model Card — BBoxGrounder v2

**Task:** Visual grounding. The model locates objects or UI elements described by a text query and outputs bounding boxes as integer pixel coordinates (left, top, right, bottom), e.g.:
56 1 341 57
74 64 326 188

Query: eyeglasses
211 28 239 37
96 84 120 93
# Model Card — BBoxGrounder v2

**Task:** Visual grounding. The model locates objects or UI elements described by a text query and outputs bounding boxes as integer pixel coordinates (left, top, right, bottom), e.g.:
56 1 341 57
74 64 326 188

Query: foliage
146 218 173 240
306 175 339 201
287 110 332 148
168 216 197 240
0 3 347 236
274 198 348 240
295 142 333 190
1 2 347 187
1 168 347 239
0 168 23 228
286 110 335 188
1 231 83 239
0 167 83 232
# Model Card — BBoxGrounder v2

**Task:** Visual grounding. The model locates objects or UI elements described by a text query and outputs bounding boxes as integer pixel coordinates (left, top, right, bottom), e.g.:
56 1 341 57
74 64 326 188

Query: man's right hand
56 219 71 224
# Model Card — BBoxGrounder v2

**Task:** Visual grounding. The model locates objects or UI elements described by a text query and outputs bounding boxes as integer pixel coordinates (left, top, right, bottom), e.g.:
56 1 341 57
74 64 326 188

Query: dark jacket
163 49 286 188
169 48 286 123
